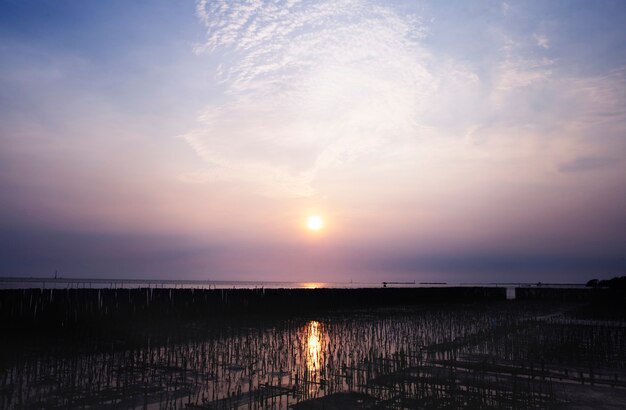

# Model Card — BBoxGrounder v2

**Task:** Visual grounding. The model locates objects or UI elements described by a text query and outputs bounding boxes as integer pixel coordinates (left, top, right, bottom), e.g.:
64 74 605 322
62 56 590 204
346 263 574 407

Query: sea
0 276 584 289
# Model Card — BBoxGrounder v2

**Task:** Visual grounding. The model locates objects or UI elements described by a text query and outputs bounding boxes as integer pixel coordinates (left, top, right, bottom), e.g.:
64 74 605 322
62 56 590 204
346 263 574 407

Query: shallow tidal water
2 301 626 409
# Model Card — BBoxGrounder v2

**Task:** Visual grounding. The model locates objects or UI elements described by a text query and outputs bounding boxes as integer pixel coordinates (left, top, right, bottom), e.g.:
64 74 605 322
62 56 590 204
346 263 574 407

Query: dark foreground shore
1 287 625 409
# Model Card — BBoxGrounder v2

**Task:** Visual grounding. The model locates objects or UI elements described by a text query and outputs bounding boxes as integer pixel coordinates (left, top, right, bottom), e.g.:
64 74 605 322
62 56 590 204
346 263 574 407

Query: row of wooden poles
0 287 508 330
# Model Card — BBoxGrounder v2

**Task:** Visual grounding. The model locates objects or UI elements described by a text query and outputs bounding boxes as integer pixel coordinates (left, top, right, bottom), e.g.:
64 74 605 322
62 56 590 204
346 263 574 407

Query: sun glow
306 215 324 231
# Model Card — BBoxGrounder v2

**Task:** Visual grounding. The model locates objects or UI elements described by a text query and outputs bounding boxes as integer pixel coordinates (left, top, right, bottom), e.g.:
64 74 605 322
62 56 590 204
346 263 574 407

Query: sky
1 0 625 283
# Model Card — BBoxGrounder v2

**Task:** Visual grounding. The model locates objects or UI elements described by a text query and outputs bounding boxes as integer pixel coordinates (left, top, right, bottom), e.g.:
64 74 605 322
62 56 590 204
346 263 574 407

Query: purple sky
1 0 625 283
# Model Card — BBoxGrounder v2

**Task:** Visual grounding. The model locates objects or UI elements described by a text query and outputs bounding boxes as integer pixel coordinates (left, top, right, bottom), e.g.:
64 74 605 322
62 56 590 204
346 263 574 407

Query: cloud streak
559 156 620 173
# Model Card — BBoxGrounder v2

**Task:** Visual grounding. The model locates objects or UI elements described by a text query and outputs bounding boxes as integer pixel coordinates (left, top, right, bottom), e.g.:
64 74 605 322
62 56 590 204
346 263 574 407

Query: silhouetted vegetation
578 277 626 321
586 276 626 290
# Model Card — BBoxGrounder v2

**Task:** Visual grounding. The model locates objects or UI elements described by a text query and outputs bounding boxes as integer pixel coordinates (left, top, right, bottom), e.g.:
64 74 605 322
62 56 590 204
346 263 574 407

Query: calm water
0 276 584 290
0 277 385 290
1 302 625 409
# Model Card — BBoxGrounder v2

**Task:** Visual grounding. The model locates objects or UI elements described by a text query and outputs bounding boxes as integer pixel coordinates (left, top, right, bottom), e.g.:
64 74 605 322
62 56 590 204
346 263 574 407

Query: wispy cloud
183 0 626 204
493 34 553 93
563 67 626 128
183 0 430 196
533 33 549 49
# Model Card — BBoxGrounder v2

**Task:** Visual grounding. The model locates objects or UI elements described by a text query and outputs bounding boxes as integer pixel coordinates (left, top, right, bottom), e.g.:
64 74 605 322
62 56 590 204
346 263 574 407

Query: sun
306 215 324 231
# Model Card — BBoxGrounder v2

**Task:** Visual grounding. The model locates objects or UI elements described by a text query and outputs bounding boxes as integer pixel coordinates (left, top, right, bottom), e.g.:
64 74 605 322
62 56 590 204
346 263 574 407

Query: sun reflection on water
306 320 322 373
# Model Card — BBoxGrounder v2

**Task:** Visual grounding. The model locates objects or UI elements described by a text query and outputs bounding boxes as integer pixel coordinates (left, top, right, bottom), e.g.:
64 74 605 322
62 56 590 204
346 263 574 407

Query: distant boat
382 281 416 288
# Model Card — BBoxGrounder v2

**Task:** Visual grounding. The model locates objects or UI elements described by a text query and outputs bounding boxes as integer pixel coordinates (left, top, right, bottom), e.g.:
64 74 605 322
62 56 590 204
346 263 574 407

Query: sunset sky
1 0 625 283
